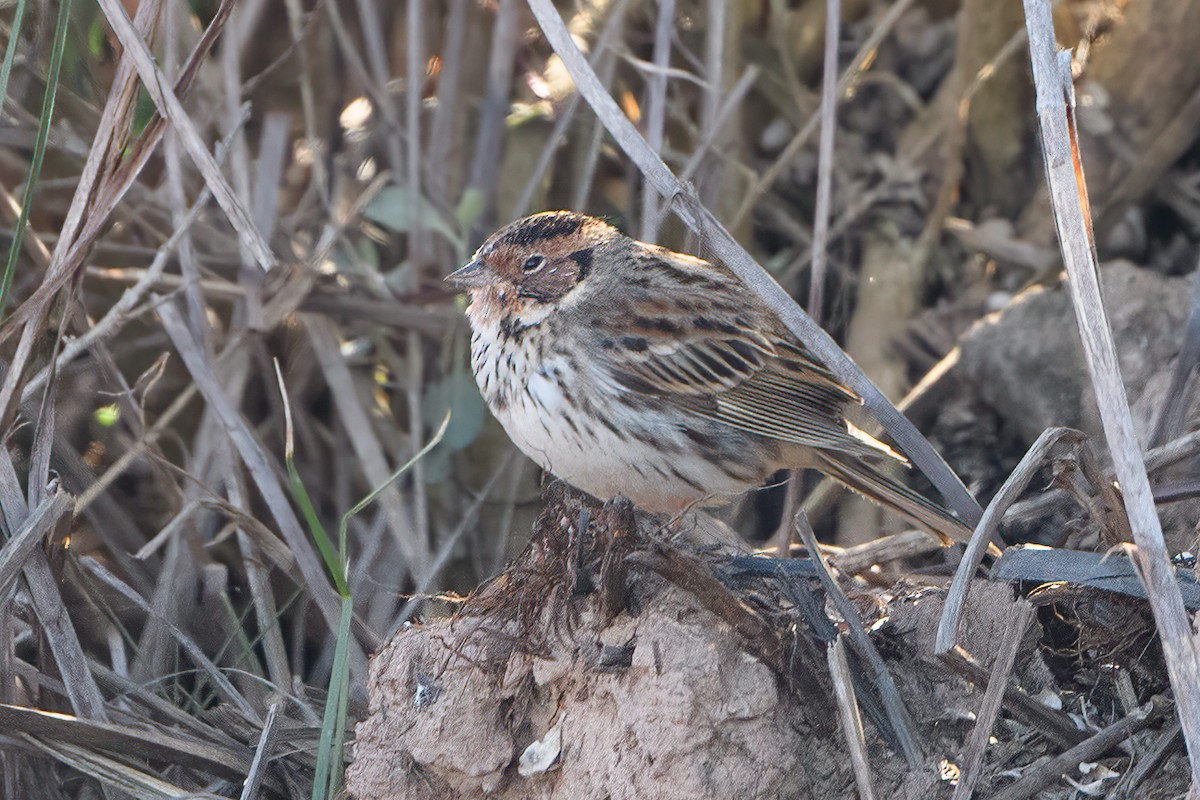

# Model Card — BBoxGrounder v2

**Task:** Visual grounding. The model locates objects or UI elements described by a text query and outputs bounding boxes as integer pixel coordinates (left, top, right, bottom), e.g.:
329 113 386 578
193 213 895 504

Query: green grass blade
0 0 73 314
0 0 30 110
306 412 448 798
311 595 353 800
337 410 451 558
285 456 349 596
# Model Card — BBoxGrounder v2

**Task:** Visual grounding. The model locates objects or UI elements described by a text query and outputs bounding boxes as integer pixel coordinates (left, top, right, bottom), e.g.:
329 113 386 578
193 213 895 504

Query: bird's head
446 211 622 326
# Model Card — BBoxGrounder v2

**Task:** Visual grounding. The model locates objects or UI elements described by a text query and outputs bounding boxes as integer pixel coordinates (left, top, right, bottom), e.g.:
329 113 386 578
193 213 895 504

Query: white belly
472 328 762 512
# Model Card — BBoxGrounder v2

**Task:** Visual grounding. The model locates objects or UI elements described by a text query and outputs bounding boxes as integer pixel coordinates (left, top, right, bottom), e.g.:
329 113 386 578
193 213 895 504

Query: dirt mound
348 492 1188 799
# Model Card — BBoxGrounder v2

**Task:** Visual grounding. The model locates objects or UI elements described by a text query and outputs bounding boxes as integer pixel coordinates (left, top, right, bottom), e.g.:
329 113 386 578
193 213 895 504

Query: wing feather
589 288 893 458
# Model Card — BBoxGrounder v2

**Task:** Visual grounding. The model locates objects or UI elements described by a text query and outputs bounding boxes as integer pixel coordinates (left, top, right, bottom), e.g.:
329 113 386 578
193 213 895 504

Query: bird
446 210 971 543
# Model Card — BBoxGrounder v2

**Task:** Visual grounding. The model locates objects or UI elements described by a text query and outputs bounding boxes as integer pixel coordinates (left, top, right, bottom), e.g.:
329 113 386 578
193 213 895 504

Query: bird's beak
445 260 490 289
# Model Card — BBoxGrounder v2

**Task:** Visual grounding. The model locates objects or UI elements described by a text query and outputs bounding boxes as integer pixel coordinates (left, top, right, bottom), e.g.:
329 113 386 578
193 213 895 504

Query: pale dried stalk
1022 0 1200 785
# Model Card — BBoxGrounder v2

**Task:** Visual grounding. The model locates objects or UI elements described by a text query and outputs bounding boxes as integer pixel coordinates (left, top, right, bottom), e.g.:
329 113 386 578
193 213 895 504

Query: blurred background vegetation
1 0 1199 795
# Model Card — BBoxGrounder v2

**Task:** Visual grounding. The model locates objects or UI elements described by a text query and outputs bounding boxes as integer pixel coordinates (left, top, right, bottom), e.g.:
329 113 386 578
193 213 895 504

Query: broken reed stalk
794 512 922 767
773 0 841 548
1022 0 1200 785
950 600 1034 800
1150 247 1200 447
524 0 983 529
639 0 674 243
808 0 840 323
157 301 366 652
827 637 878 800
94 0 273 271
936 427 1081 654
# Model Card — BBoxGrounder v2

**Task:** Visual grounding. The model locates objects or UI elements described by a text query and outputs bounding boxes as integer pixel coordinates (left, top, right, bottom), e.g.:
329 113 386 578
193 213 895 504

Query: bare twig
512 0 632 219
0 702 255 782
795 513 922 767
427 0 470 205
302 316 425 576
0 0 161 429
1023 1 1200 782
951 600 1034 800
639 0 674 243
989 697 1167 800
0 0 236 344
239 700 281 800
0 489 72 609
827 636 877 800
0 439 108 721
163 0 211 350
937 650 1086 747
81 556 258 720
936 428 1079 655
826 529 942 575
392 448 518 635
406 0 431 582
697 0 727 214
777 0 840 545
730 0 917 230
569 26 622 213
21 151 224 404
808 0 839 323
467 0 521 234
156 301 370 653
1150 247 1200 446
94 0 275 271
353 0 404 174
1120 721 1184 798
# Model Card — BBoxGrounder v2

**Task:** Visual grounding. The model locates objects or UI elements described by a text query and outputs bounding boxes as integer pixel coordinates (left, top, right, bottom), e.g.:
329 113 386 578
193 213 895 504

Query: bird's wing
588 289 896 460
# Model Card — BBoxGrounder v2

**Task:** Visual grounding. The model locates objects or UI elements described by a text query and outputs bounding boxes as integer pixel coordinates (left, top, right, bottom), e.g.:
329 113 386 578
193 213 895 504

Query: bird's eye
521 254 546 273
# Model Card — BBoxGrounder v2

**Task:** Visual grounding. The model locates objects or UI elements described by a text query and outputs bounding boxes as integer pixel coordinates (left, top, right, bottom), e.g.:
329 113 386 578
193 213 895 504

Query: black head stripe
500 212 586 247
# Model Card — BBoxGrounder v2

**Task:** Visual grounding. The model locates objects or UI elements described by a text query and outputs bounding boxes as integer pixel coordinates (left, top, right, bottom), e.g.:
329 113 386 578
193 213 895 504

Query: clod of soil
347 491 1188 800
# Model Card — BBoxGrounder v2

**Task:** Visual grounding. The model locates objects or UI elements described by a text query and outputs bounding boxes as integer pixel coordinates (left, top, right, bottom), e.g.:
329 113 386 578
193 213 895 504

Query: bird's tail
813 451 973 545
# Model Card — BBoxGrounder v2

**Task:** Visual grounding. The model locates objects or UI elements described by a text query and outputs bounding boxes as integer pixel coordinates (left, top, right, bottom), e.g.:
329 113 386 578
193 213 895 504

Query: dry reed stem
1023 0 1200 784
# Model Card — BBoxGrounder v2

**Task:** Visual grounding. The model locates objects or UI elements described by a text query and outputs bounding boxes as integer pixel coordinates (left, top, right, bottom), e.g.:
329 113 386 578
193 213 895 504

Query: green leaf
312 596 354 800
455 188 486 233
0 0 30 110
422 370 485 452
365 186 463 252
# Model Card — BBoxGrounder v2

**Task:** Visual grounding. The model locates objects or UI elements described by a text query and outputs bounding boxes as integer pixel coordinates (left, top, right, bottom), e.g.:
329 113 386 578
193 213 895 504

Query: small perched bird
447 211 970 543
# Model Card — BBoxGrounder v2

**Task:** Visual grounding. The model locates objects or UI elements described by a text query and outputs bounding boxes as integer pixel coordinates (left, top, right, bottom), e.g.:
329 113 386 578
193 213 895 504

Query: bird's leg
569 501 593 595
596 496 636 620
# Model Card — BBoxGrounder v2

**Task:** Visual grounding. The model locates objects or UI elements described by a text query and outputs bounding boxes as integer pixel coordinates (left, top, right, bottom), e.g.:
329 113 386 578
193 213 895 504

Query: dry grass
0 0 1197 796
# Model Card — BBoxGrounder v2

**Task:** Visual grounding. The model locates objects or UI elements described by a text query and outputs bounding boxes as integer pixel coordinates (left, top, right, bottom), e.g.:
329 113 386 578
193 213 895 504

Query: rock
929 260 1199 548
956 260 1191 446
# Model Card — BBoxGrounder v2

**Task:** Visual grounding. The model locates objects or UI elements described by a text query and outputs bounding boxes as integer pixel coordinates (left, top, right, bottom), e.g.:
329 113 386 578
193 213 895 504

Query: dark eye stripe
569 248 593 279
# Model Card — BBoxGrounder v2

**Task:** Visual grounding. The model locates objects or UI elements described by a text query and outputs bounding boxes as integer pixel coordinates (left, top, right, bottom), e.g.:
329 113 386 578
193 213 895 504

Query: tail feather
814 452 973 545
